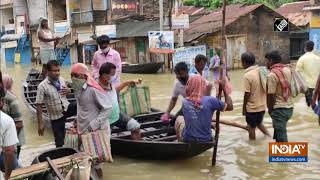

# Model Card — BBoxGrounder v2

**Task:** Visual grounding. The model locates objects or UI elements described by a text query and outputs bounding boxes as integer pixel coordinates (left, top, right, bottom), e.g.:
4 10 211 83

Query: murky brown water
1 64 320 180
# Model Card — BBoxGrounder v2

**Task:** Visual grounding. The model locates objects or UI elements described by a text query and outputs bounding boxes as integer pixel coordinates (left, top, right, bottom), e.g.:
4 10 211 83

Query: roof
276 1 310 27
277 1 310 15
179 6 207 15
116 20 160 38
183 4 263 43
116 6 206 38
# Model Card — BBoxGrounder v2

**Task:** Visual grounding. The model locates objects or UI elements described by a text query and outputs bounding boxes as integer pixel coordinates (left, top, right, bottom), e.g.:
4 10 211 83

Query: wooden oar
212 119 248 131
212 0 227 166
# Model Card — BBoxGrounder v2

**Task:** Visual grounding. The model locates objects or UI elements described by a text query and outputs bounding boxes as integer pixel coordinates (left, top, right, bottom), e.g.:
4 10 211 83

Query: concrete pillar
48 0 54 29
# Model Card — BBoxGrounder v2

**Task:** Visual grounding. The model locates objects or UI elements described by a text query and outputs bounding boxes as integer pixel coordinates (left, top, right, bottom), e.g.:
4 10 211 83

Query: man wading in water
241 52 271 140
266 51 293 142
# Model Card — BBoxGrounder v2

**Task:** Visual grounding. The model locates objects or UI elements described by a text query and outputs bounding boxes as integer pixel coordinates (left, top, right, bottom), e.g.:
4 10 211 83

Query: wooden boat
111 111 214 159
23 69 214 160
122 62 164 74
11 148 95 180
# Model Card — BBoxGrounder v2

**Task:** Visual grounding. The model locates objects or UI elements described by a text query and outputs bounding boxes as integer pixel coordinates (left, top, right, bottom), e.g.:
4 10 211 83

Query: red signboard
112 0 138 16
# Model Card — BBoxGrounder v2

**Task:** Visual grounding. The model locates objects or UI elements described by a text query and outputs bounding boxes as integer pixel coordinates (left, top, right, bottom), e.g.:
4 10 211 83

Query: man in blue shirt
175 75 233 142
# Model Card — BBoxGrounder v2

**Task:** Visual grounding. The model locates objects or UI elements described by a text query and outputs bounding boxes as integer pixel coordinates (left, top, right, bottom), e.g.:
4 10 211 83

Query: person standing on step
37 17 60 77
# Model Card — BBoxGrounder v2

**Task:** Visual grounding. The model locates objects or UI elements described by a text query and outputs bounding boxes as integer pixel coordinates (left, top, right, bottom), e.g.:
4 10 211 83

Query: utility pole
139 0 144 15
159 0 163 31
212 0 227 167
176 0 184 47
159 0 165 66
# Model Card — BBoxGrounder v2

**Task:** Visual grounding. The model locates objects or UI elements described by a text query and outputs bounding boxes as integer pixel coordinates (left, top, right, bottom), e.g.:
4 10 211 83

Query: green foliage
183 0 299 9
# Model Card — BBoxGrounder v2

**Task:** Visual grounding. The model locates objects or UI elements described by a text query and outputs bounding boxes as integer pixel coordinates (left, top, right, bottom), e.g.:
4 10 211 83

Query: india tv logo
269 142 308 162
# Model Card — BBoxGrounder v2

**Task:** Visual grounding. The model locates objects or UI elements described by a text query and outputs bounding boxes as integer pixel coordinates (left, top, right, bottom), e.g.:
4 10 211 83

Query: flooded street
2 64 320 180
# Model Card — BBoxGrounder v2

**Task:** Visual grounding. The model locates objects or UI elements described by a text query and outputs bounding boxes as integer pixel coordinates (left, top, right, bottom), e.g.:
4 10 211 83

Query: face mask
101 47 110 54
109 76 116 83
179 76 188 85
71 77 86 96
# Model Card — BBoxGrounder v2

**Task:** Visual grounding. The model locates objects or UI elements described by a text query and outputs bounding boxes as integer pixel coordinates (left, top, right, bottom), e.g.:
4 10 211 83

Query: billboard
148 31 174 54
112 0 138 16
172 14 190 29
95 25 117 38
173 45 206 67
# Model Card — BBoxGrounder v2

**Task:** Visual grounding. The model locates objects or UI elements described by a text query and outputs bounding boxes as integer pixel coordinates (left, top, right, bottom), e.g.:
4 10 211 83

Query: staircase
55 44 70 65
55 26 71 65
13 29 29 63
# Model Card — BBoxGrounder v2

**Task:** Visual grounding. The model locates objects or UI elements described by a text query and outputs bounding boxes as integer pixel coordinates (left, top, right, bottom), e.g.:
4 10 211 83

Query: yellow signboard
311 15 320 28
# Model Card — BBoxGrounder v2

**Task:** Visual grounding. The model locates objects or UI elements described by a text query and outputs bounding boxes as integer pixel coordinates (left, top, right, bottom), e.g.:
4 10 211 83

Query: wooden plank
140 120 164 129
26 97 76 101
46 157 65 180
114 127 175 139
10 153 92 180
154 135 177 142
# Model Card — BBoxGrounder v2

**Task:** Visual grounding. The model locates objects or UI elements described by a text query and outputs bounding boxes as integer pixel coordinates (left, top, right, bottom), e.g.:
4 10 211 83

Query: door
136 39 145 64
226 36 247 69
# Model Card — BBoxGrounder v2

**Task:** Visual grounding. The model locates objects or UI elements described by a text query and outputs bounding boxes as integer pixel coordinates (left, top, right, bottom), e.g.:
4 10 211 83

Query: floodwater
1 64 320 180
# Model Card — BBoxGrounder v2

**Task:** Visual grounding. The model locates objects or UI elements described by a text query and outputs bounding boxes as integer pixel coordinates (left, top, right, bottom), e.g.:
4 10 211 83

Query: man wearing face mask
160 62 190 124
36 60 75 148
70 63 112 178
92 35 122 87
98 62 141 140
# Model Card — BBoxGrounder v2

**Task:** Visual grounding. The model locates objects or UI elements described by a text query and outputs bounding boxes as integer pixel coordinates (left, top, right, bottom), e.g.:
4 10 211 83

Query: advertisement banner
96 25 117 38
172 14 190 29
173 45 206 67
148 31 174 54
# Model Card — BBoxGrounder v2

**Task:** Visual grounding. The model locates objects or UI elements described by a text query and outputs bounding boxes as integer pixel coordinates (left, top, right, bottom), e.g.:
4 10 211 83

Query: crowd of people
0 33 319 179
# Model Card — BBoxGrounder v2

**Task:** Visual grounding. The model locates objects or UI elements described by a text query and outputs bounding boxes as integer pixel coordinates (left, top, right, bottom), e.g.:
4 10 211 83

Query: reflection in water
1 64 319 180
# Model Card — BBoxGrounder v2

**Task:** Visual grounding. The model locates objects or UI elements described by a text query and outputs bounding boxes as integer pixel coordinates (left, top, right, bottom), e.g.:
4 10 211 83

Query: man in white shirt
0 87 19 180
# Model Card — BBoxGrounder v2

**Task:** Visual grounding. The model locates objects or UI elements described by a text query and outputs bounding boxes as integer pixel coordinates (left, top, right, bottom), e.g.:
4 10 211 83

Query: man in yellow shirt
241 52 270 140
296 41 320 107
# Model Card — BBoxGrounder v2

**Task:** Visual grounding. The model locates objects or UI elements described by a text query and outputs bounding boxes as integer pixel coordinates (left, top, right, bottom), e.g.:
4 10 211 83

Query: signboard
148 31 174 54
172 14 189 29
78 33 93 43
310 28 320 54
311 15 320 28
112 0 138 16
1 41 17 48
95 25 117 38
173 45 206 67
54 21 69 37
274 18 289 32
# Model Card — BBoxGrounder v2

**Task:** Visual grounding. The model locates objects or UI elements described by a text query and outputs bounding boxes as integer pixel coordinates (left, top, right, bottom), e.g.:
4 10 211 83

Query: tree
183 0 299 9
